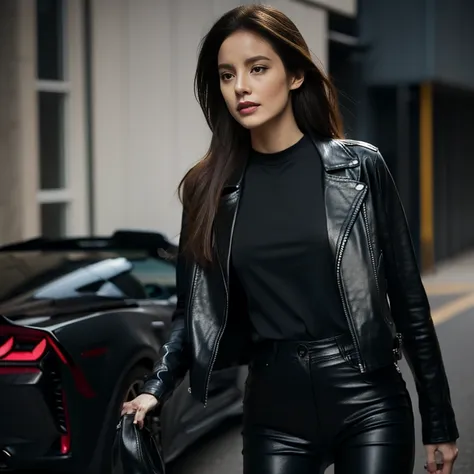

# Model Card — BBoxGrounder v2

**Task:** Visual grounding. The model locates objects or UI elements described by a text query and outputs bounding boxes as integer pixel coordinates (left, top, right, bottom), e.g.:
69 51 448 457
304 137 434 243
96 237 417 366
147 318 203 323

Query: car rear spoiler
0 312 55 333
0 230 178 260
0 313 15 327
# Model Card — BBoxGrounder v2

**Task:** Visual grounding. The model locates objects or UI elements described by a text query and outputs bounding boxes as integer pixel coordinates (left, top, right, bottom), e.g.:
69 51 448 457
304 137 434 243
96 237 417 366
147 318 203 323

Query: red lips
237 101 259 111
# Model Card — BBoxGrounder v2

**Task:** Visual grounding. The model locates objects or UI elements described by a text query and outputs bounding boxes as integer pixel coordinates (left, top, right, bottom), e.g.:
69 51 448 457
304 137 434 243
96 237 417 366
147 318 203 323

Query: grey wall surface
359 0 430 85
433 85 474 261
0 0 39 244
0 1 23 244
433 0 474 89
360 0 474 90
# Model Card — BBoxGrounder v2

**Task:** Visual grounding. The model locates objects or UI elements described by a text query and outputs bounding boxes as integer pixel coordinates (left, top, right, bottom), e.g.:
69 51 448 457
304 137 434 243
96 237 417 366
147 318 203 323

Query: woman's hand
424 443 458 473
121 393 159 429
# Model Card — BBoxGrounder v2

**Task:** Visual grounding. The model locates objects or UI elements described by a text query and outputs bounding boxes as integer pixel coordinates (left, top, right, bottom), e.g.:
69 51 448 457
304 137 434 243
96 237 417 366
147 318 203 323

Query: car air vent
49 368 67 434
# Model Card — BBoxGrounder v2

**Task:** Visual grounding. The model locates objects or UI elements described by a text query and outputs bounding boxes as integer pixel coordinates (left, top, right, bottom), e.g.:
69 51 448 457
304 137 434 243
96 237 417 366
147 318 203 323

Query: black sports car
0 230 244 473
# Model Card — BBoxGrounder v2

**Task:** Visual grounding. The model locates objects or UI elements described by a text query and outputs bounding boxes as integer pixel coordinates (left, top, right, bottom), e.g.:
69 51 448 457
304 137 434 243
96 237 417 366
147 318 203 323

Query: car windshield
0 249 176 304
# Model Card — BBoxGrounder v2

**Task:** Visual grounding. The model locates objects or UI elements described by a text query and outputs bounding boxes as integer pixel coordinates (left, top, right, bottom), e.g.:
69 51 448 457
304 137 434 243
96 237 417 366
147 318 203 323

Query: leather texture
112 414 165 474
141 135 458 444
242 334 415 474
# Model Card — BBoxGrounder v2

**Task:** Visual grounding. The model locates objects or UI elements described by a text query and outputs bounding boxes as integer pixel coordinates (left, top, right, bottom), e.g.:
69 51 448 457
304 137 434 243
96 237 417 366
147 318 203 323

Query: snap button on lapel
355 184 364 190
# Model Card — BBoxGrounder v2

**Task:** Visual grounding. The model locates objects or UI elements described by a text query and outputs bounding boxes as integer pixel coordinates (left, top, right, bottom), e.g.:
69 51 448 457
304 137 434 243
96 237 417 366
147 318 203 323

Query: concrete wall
360 0 474 90
91 0 344 241
0 0 39 245
359 0 430 85
433 0 474 89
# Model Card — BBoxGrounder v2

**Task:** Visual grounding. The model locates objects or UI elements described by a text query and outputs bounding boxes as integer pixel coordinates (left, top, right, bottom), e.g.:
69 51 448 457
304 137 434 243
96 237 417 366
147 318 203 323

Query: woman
122 5 459 473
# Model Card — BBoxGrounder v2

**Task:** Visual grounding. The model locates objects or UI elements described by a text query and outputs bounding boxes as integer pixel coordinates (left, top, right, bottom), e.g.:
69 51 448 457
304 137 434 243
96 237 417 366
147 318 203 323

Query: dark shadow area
167 415 243 474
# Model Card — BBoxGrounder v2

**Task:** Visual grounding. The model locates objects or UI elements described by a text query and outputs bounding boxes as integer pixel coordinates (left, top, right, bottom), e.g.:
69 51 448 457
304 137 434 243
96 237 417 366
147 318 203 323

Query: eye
251 65 267 74
220 72 233 81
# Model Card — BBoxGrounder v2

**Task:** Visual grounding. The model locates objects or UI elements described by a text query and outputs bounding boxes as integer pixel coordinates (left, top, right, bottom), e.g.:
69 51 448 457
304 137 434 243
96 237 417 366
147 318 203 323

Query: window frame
36 0 89 237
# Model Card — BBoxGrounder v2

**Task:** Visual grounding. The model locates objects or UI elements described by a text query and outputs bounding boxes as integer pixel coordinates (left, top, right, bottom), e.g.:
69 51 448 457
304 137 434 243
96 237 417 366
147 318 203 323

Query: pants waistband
251 333 356 362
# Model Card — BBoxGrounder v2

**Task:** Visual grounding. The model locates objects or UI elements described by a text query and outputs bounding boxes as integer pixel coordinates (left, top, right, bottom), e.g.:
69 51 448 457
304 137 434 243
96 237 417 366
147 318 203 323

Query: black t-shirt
232 135 348 341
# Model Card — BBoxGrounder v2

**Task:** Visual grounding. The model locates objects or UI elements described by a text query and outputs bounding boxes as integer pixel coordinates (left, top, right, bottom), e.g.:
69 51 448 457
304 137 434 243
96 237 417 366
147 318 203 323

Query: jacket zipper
203 258 228 407
186 265 198 340
336 185 367 372
362 203 380 294
203 187 240 406
186 264 198 395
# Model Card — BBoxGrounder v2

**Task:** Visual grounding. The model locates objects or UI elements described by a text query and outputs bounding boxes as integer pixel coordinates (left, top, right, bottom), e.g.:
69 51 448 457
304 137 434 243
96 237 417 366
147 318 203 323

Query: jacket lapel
213 162 246 288
310 136 366 257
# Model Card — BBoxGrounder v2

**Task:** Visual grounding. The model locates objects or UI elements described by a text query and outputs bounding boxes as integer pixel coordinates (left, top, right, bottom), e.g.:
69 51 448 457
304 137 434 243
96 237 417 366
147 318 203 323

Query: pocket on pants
339 346 404 387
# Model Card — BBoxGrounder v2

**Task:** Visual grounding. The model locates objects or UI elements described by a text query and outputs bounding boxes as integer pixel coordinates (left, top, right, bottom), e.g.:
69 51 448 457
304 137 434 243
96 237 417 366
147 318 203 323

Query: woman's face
217 30 303 130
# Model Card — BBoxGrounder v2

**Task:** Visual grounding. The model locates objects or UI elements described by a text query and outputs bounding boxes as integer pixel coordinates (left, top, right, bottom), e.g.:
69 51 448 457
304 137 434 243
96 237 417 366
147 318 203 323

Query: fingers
120 395 159 429
120 400 152 429
425 445 437 473
435 450 444 474
441 461 453 474
425 444 458 474
121 401 136 416
133 406 147 429
440 447 458 474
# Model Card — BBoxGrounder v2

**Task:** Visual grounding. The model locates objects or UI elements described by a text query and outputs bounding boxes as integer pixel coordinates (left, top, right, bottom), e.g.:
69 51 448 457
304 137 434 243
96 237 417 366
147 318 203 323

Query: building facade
357 0 474 269
4 0 473 270
0 0 356 246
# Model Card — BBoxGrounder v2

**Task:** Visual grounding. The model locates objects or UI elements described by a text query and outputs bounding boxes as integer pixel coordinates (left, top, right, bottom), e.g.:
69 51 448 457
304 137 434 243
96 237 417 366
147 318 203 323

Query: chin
235 115 269 130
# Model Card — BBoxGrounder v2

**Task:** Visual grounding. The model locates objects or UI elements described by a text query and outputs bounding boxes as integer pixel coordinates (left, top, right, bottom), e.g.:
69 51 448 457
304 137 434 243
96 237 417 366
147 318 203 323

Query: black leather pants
242 333 415 474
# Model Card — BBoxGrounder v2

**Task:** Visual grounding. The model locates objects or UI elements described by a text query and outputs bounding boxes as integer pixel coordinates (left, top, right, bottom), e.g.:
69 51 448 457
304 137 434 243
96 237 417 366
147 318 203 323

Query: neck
250 101 303 154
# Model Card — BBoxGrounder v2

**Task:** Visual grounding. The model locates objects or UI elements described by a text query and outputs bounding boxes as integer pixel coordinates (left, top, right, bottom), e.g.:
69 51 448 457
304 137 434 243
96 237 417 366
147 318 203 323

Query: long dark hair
179 4 343 265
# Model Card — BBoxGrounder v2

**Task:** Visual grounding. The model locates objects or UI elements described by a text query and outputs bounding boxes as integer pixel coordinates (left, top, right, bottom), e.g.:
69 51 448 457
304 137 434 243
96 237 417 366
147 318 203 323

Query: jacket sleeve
371 150 459 445
140 208 192 405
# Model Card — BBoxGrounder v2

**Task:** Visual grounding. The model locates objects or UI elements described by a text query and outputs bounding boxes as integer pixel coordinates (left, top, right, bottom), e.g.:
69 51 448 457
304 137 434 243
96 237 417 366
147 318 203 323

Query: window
38 91 66 189
36 0 89 237
0 251 177 303
40 203 67 238
129 258 177 300
37 0 64 80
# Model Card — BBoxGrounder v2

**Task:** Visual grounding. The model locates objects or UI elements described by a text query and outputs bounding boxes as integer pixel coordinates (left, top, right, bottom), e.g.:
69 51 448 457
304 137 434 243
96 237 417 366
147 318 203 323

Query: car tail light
0 324 96 455
0 326 67 364
1 337 47 361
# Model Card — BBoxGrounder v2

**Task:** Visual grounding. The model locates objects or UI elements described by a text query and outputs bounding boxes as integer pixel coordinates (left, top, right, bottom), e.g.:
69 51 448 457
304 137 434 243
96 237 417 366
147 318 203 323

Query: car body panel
0 231 244 472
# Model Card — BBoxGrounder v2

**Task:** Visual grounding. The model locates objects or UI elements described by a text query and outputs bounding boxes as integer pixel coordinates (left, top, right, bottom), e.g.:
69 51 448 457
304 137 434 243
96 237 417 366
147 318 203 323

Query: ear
289 71 305 91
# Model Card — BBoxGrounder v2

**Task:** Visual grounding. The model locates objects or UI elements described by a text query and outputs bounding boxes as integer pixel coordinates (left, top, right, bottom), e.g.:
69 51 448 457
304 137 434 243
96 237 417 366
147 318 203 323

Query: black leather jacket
142 137 458 444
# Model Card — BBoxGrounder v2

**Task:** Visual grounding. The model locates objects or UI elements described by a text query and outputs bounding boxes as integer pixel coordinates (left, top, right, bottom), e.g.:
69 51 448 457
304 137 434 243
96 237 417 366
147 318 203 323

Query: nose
234 74 251 96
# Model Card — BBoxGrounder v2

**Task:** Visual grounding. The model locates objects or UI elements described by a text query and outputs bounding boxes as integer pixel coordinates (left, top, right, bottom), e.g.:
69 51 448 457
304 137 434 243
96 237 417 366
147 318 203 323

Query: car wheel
87 365 158 474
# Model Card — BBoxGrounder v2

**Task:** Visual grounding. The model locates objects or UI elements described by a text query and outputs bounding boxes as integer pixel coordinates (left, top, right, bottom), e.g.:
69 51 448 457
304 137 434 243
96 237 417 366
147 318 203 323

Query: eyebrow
218 55 271 70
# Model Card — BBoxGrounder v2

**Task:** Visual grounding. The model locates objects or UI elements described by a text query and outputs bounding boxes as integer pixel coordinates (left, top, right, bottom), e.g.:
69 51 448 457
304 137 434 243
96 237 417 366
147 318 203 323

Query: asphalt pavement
170 252 474 474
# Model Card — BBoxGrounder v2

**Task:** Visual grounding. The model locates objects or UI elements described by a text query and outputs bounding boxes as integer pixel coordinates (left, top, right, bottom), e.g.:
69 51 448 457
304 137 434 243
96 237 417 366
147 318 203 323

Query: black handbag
112 414 165 474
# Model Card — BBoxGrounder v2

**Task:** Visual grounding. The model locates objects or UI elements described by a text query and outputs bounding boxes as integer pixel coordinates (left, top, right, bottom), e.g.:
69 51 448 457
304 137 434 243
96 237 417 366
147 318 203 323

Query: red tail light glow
2 337 47 361
0 323 96 457
0 336 14 357
0 325 94 397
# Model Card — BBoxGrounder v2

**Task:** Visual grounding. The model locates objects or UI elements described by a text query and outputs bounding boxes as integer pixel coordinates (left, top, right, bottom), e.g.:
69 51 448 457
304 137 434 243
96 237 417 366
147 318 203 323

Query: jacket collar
310 135 360 171
223 134 359 189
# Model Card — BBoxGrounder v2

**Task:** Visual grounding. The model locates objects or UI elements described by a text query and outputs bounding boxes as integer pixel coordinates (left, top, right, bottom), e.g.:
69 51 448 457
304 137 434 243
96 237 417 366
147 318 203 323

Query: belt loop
335 336 345 359
335 333 350 360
